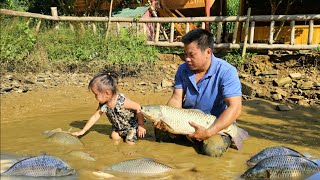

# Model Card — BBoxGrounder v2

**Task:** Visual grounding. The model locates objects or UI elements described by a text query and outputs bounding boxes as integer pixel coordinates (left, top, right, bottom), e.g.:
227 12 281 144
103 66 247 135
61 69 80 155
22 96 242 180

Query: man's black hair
181 28 214 52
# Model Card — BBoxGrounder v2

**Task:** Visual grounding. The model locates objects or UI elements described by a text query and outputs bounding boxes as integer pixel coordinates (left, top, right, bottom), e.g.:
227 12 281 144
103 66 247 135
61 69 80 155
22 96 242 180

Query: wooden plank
290 20 295 45
1 9 320 23
308 20 314 45
146 41 319 50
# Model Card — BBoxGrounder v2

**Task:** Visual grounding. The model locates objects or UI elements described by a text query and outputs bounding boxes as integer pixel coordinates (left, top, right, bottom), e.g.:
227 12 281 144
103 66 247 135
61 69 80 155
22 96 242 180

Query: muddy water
1 86 320 179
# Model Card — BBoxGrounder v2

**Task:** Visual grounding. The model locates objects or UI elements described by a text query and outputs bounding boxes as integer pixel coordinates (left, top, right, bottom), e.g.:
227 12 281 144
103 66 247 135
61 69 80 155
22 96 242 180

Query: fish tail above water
224 125 249 150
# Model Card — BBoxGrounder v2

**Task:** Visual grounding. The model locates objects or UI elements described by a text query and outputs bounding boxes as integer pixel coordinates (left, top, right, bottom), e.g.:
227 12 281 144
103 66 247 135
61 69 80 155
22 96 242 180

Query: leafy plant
0 17 36 64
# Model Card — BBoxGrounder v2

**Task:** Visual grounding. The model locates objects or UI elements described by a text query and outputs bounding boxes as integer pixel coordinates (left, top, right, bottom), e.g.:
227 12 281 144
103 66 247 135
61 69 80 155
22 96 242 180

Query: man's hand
153 121 168 131
187 121 210 141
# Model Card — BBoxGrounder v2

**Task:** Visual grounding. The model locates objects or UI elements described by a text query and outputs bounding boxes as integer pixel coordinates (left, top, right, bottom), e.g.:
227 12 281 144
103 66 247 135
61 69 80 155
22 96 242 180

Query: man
155 28 244 157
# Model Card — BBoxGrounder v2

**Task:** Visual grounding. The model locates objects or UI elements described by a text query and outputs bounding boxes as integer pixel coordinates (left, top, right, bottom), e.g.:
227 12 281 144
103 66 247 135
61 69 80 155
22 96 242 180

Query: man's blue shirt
174 54 242 117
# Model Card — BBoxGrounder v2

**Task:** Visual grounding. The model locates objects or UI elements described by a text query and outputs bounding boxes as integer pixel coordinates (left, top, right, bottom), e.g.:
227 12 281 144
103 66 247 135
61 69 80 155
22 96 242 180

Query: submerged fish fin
230 127 249 150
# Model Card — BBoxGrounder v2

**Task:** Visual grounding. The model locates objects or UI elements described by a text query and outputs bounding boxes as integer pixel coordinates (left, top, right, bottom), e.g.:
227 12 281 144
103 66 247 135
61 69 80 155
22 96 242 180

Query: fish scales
247 146 305 166
141 105 249 150
104 158 172 174
1 155 75 177
47 132 83 146
242 155 320 179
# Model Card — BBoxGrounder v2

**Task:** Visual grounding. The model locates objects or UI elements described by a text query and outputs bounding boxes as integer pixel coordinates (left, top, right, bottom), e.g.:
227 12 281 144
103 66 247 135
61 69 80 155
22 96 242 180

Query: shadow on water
238 99 320 148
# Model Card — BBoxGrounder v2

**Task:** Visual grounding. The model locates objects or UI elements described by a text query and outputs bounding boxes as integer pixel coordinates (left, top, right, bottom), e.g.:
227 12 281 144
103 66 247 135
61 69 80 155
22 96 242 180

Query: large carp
247 146 306 167
141 105 249 150
1 155 76 177
102 158 172 174
43 129 83 146
241 155 320 179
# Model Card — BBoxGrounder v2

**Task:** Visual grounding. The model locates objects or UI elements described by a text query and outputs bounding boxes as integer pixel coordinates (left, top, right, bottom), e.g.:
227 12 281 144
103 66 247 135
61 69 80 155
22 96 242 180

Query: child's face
91 86 112 104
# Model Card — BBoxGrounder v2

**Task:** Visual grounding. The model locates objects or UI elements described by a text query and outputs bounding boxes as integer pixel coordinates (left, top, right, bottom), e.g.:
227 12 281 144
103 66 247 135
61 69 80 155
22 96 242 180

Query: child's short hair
88 70 118 94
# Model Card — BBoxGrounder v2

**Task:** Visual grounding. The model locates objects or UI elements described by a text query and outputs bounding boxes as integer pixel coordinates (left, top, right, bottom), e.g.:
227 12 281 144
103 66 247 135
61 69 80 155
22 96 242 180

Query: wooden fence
1 8 319 52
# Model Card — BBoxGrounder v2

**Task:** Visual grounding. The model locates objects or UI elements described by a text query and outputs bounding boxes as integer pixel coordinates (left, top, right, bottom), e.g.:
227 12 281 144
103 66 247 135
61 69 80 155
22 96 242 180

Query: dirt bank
1 54 319 109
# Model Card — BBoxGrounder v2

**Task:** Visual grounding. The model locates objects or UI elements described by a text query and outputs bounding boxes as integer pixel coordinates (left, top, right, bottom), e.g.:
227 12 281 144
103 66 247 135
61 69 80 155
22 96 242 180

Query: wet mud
1 85 319 179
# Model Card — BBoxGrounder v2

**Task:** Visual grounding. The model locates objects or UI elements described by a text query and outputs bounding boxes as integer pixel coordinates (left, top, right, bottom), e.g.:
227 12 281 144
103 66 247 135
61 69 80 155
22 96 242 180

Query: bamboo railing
1 8 319 51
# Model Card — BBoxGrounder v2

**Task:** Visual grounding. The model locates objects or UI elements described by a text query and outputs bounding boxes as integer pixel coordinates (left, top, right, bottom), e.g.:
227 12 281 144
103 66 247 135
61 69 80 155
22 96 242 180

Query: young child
72 71 146 145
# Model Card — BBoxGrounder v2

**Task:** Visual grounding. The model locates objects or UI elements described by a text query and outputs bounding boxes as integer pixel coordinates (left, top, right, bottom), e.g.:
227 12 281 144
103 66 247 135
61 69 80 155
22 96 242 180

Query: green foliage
106 28 158 65
0 17 36 63
0 0 31 11
1 17 159 73
38 28 107 61
223 49 256 68
226 0 239 34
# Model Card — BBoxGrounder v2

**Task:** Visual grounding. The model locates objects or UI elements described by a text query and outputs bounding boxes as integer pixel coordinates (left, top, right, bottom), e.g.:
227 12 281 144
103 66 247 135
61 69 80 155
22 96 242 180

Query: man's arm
188 96 242 140
167 88 184 108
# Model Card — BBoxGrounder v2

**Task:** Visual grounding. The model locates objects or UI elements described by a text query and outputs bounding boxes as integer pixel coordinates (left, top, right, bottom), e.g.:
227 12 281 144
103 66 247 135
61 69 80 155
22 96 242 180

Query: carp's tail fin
231 126 249 150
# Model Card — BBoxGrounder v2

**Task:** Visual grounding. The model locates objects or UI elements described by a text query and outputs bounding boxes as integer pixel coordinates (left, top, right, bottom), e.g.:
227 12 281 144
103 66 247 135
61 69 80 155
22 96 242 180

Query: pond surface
1 86 319 179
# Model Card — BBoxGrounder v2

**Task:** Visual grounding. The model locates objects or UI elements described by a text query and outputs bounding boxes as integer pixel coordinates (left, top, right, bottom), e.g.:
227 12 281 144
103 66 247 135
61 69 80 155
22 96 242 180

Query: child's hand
137 125 146 138
72 130 85 136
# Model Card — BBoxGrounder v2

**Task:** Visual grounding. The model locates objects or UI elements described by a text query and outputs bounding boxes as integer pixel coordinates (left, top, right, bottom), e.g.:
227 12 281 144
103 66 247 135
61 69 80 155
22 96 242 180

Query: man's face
184 41 211 71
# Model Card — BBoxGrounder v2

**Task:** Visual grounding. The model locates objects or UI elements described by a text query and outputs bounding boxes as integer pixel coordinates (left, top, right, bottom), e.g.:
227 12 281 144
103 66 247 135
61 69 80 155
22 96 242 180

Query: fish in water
102 158 172 175
43 130 83 146
141 105 249 150
1 155 76 177
67 151 96 161
241 155 320 179
247 146 306 167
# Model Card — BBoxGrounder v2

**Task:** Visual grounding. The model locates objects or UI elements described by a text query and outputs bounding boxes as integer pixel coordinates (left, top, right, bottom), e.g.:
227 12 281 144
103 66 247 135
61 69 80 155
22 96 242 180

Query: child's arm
72 109 103 136
123 98 146 138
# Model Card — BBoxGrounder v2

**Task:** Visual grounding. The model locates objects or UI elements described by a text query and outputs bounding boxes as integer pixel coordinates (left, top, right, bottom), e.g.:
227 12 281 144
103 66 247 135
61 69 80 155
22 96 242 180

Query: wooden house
239 0 320 45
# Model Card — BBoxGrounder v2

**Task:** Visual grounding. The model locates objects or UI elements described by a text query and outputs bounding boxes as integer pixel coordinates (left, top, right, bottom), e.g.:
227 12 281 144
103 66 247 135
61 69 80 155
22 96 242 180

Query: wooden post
143 23 147 35
232 18 239 44
92 23 97 34
201 22 206 29
170 22 174 43
308 20 314 45
242 8 251 58
249 21 255 44
186 22 190 33
80 22 85 33
36 19 42 33
269 21 275 44
216 22 222 43
116 22 120 36
155 22 160 43
51 7 58 17
26 17 31 26
290 20 295 45
69 22 74 32
51 7 59 29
